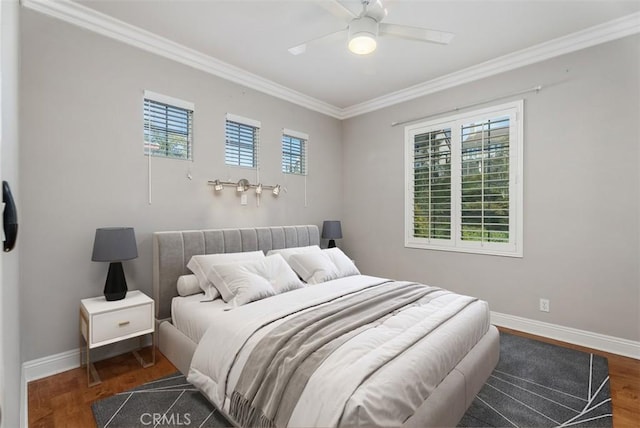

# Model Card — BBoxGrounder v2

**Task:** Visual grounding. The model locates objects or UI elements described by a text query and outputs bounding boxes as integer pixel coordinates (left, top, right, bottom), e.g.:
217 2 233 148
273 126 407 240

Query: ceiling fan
288 0 455 56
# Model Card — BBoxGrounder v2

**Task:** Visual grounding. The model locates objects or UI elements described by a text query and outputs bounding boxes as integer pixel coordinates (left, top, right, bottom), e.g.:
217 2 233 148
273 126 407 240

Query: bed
153 225 499 427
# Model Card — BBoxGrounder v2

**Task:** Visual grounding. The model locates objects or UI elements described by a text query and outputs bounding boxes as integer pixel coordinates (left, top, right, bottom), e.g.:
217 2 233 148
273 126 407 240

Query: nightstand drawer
92 304 152 345
80 290 155 386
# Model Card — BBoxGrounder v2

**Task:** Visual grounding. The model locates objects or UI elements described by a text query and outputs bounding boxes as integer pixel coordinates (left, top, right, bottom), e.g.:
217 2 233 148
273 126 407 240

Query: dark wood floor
28 347 176 428
28 328 640 427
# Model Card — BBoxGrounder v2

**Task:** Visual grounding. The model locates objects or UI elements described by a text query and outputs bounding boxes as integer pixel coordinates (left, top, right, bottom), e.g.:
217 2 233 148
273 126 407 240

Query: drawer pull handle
118 321 130 327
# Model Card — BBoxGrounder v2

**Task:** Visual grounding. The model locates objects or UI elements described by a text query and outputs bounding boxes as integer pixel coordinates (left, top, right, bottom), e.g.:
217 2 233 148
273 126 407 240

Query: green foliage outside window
412 117 510 243
413 128 451 239
144 98 193 160
460 117 510 243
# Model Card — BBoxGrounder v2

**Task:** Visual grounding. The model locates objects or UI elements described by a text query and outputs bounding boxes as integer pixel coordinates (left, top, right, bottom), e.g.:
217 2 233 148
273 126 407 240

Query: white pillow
266 245 321 264
187 251 265 300
225 272 277 307
323 247 360 277
176 274 201 297
288 252 339 285
207 254 304 303
289 248 360 285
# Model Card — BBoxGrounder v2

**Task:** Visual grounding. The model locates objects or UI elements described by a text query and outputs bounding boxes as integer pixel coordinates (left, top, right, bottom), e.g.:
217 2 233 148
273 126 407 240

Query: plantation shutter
143 91 193 160
460 116 510 243
405 100 522 257
282 128 308 175
412 128 452 240
225 113 260 168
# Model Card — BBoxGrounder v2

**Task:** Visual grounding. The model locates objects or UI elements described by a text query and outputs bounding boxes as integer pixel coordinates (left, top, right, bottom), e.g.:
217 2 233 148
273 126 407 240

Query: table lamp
322 220 342 248
91 227 138 301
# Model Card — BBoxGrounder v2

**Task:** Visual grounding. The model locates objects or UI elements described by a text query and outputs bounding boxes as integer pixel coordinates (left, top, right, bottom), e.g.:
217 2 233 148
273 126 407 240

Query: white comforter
187 275 490 427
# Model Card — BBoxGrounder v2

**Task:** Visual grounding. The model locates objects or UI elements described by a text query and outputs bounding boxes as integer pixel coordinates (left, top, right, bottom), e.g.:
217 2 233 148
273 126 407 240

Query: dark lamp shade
92 227 138 262
322 221 342 240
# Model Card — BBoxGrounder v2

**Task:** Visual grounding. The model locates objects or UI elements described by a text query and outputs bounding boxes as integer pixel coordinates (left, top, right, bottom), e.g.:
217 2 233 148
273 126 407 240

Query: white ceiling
38 1 640 115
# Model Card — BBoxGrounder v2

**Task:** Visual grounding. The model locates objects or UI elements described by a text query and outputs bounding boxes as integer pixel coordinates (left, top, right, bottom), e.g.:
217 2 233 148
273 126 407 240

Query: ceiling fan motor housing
349 16 379 39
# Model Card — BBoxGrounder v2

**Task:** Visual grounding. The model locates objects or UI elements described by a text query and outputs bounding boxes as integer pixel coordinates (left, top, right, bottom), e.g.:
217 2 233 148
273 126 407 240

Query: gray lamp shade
322 221 342 249
322 221 342 240
91 227 138 262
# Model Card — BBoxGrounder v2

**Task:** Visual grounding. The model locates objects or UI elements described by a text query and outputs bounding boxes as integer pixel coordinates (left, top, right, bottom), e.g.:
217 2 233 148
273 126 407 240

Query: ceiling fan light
349 34 377 55
348 16 378 55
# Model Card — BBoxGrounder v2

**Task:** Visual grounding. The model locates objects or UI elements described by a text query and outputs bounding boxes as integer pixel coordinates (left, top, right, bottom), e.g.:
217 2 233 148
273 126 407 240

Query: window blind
225 114 260 168
412 128 452 239
282 131 307 175
405 100 522 257
461 116 510 243
143 92 193 160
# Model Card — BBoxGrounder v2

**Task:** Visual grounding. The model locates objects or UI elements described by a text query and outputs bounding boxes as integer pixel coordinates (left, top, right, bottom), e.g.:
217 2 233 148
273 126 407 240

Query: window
405 100 523 257
225 113 260 168
282 129 308 175
143 91 193 160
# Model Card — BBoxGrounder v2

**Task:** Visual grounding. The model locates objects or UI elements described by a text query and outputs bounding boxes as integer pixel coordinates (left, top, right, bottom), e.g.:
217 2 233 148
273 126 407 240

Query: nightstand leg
79 330 83 368
79 311 85 368
132 333 155 368
86 342 102 387
80 309 101 387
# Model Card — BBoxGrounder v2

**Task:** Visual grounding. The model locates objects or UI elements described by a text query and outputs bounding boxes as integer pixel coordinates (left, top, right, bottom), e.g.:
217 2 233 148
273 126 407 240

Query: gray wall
342 35 640 342
19 10 343 361
17 7 640 366
1 1 21 426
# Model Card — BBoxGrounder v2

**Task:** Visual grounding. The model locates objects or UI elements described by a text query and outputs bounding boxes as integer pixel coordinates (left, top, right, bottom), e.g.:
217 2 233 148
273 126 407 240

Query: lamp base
328 239 336 248
104 261 128 301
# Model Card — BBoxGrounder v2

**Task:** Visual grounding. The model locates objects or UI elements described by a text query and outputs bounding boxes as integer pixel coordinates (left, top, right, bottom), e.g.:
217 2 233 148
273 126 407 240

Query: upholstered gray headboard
152 225 320 320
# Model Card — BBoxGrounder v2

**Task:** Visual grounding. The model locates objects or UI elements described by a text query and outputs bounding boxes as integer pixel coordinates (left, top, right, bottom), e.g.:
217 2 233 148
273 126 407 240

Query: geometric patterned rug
91 374 231 428
93 332 612 427
459 333 612 427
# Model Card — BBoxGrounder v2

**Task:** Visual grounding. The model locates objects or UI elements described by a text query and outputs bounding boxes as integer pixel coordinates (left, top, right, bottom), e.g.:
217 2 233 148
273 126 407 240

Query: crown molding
21 0 640 120
21 0 343 119
341 11 640 118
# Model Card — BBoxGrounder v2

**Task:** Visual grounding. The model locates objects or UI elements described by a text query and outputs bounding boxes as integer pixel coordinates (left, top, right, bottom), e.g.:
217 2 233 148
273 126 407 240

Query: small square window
225 114 260 168
143 91 193 160
282 131 307 175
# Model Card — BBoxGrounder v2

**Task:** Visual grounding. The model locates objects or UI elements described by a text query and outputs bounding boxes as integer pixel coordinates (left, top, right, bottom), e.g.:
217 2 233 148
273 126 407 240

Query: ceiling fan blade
288 43 308 56
379 23 455 45
288 29 348 55
317 0 357 22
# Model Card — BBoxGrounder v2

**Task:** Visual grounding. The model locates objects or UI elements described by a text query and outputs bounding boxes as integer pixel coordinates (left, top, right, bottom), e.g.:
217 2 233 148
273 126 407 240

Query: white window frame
225 113 261 169
404 100 523 257
281 128 308 176
143 90 194 161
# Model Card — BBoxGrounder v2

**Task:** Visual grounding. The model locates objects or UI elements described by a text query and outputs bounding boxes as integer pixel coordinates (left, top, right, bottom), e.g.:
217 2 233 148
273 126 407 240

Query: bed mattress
171 294 229 343
187 275 491 427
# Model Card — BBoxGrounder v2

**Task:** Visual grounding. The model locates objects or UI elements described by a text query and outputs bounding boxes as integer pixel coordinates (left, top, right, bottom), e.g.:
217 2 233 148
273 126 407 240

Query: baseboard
22 336 153 382
22 348 81 383
491 311 640 359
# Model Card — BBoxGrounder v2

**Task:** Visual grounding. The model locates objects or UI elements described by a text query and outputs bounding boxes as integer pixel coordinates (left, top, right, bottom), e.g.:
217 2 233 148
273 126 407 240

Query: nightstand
80 290 155 386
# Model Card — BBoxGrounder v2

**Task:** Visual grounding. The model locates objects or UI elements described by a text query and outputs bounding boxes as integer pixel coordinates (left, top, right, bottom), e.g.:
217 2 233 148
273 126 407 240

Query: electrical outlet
539 298 550 313
240 194 248 205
